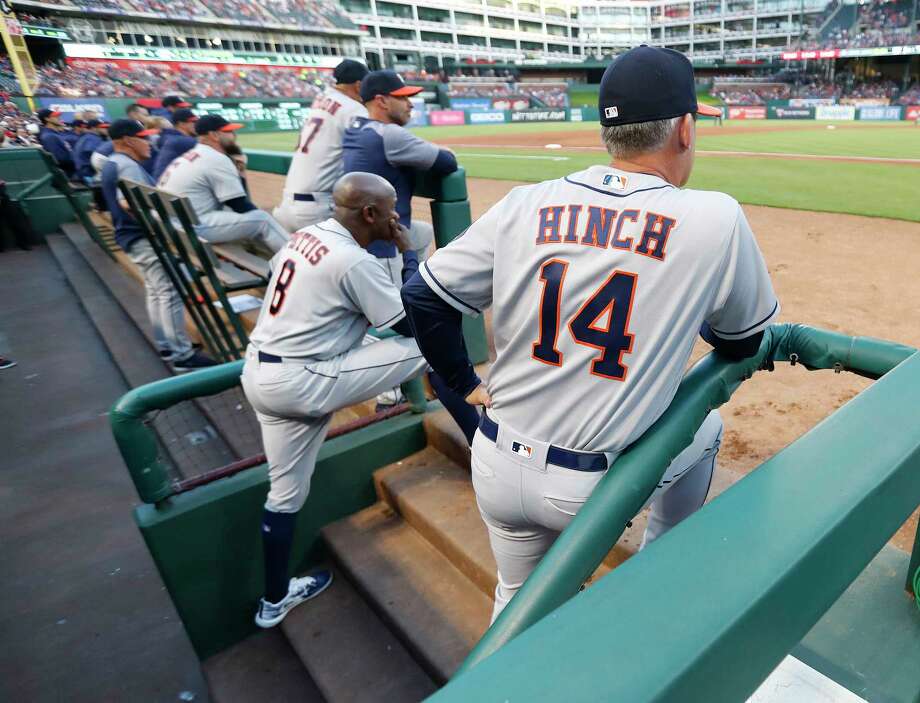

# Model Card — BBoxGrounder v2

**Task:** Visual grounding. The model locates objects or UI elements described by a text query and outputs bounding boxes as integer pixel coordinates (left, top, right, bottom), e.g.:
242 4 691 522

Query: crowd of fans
895 82 920 104
804 0 917 49
0 100 42 149
447 81 569 107
714 84 790 105
712 76 911 103
22 0 355 29
30 62 334 100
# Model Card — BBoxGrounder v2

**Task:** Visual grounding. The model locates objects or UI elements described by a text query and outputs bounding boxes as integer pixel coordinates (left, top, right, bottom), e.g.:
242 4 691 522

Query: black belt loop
293 193 316 202
478 412 607 472
258 351 283 363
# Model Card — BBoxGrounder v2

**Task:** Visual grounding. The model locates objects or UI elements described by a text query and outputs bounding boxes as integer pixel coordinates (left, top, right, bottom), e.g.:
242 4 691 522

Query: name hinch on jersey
536 205 676 262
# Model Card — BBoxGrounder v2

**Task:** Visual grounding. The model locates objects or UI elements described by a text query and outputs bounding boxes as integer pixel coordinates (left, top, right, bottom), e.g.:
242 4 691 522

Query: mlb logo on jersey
511 441 534 459
602 173 628 190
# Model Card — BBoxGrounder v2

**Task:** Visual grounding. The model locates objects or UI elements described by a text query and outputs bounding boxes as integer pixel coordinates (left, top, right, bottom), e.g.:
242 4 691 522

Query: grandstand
0 0 917 106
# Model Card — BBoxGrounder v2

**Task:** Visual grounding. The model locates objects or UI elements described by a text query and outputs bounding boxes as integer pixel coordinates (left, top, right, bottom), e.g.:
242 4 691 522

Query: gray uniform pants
126 238 193 361
272 193 334 233
241 337 428 513
472 410 723 622
195 209 291 253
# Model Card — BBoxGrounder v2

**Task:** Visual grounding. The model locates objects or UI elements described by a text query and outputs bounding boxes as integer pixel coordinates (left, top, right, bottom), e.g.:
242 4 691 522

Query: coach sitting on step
343 70 457 285
157 114 290 254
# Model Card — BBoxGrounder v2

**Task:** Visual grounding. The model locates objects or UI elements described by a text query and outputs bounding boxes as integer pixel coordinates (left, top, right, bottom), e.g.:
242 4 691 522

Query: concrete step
281 571 437 703
202 628 324 703
390 418 746 582
322 503 492 684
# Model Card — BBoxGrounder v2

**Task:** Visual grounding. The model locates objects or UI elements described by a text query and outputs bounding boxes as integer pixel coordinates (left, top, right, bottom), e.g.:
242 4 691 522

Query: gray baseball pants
241 336 428 513
195 209 291 253
472 410 724 622
272 193 334 233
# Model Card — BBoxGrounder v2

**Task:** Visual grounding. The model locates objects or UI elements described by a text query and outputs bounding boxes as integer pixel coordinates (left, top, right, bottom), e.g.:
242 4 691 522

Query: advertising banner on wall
570 108 583 122
37 97 109 121
728 106 766 120
788 98 835 107
768 106 815 119
906 106 920 121
449 98 492 111
469 110 507 124
815 104 856 120
510 109 567 122
428 110 466 126
857 105 903 120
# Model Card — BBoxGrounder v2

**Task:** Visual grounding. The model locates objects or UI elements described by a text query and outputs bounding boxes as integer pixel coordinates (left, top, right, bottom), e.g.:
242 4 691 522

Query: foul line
446 143 920 165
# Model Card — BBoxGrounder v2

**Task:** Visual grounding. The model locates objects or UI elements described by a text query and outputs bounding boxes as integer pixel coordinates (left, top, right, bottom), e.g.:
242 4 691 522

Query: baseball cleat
172 350 219 373
0 357 16 370
254 570 333 628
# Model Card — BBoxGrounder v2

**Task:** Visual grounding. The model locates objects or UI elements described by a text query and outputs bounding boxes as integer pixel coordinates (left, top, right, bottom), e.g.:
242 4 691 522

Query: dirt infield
250 171 920 550
434 126 920 166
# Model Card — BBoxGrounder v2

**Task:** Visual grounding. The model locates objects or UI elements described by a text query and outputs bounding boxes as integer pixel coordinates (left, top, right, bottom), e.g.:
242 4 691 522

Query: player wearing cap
62 119 85 148
272 59 370 232
403 46 774 622
36 109 75 178
154 95 192 122
158 115 290 253
73 119 111 184
342 70 457 286
151 108 198 180
100 119 216 372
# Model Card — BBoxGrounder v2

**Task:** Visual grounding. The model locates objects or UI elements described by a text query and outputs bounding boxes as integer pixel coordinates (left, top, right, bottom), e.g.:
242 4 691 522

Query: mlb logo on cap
605 106 619 119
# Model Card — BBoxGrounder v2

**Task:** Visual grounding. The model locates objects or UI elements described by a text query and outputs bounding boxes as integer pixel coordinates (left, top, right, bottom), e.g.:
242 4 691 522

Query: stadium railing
0 147 108 253
437 324 920 702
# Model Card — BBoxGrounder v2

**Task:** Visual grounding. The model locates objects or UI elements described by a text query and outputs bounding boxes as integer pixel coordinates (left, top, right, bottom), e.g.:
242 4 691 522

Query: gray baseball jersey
156 143 245 217
421 164 779 453
282 88 367 196
248 217 407 359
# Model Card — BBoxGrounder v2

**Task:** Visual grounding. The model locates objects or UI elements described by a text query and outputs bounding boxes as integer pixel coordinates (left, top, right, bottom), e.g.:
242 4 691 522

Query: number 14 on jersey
532 258 637 381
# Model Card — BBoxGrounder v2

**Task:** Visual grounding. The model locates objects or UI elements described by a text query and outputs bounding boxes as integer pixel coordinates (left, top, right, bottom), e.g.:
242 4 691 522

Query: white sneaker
254 570 333 628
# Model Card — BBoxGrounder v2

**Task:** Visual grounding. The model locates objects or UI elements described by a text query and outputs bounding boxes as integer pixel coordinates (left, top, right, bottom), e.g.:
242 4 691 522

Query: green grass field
239 120 920 222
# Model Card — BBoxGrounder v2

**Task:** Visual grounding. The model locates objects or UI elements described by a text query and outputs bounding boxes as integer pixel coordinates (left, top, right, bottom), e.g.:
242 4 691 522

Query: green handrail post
908 521 920 596
458 323 917 673
110 361 245 503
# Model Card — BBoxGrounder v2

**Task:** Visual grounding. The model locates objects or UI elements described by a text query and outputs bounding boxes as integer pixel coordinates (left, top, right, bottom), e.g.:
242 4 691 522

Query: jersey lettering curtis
249 218 408 361
421 164 780 453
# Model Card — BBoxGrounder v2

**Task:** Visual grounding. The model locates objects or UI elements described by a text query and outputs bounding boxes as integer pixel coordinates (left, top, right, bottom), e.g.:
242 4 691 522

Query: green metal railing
427 323 920 702
459 324 917 674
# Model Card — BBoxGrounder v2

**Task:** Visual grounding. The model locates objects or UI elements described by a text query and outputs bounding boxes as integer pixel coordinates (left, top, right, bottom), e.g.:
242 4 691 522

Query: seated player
157 115 290 253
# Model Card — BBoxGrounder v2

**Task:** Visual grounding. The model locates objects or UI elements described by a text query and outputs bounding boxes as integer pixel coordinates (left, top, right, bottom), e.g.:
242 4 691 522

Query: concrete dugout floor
0 244 207 702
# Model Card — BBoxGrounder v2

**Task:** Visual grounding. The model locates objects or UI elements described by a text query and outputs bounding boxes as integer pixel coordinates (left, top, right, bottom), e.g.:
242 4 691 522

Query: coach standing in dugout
273 59 369 232
152 108 198 180
99 119 216 372
157 114 290 253
343 70 458 285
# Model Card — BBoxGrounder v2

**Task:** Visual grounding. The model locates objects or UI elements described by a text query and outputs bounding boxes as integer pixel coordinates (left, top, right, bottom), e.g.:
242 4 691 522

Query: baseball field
240 119 920 549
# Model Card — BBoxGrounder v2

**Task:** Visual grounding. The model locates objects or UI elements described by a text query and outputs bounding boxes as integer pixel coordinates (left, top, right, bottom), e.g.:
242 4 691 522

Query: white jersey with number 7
420 164 780 453
282 88 368 196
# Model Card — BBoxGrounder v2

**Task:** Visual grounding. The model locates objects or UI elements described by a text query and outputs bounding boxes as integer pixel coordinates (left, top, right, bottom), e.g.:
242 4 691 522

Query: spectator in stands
152 108 198 180
343 70 457 286
73 118 110 184
100 118 216 371
36 108 75 178
157 114 290 253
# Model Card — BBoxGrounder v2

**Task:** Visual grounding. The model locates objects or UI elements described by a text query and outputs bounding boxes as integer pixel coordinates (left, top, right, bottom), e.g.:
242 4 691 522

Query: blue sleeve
223 195 258 213
700 321 764 360
100 162 124 217
43 133 74 167
401 271 482 398
401 250 419 285
430 149 458 175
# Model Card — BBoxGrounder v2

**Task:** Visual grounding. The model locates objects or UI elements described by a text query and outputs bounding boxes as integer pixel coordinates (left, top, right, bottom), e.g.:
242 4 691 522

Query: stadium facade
7 0 918 76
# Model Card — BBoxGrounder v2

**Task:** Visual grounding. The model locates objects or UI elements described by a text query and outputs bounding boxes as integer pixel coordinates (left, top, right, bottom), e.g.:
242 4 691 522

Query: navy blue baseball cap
360 70 423 103
334 59 368 85
108 119 158 140
599 46 722 127
195 114 243 135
